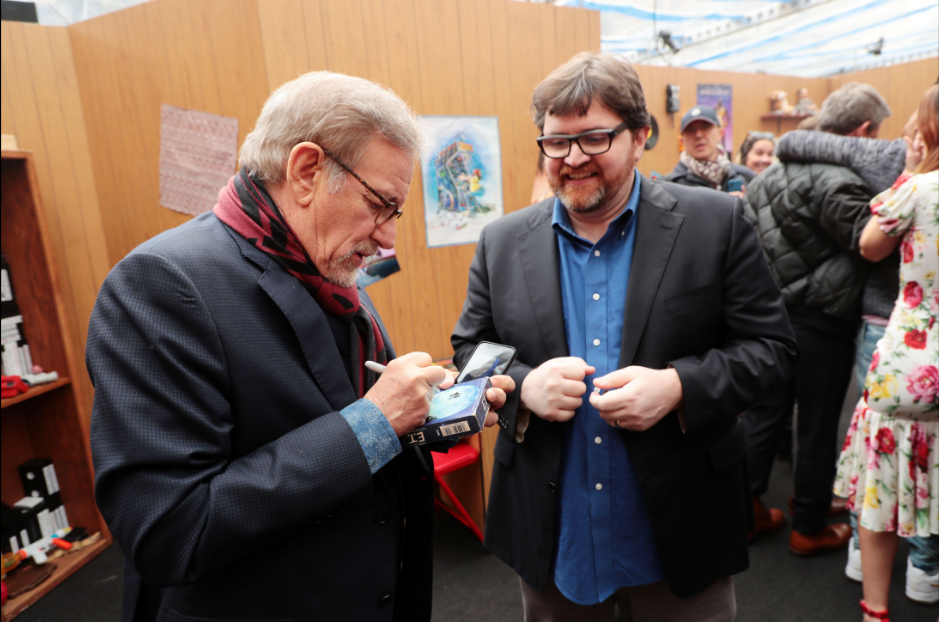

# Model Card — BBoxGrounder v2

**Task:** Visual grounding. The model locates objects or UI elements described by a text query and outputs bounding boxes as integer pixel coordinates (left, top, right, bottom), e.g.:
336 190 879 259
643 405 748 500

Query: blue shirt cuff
340 399 402 473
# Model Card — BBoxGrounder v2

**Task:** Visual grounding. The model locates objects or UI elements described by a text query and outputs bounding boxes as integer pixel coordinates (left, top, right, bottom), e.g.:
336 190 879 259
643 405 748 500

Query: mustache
559 164 602 178
339 241 380 262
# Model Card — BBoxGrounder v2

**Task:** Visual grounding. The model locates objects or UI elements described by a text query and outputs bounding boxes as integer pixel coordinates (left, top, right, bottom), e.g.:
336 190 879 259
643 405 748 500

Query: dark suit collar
222 219 359 411
619 175 683 367
518 200 568 361
517 175 683 364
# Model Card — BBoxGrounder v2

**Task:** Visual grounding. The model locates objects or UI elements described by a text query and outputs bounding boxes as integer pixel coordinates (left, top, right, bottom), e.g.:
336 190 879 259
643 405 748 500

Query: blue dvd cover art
427 382 481 422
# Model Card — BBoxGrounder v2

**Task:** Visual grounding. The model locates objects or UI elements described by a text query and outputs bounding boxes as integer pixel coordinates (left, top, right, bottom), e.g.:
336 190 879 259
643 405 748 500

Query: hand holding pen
362 352 452 437
365 358 514 430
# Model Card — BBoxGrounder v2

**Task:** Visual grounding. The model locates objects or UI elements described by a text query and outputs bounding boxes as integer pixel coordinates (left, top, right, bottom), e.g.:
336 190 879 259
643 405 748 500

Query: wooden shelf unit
1 151 110 619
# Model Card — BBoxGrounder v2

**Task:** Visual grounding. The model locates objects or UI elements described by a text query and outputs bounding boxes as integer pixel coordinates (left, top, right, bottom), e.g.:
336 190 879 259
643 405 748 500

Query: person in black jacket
453 52 797 622
665 105 754 195
742 81 893 556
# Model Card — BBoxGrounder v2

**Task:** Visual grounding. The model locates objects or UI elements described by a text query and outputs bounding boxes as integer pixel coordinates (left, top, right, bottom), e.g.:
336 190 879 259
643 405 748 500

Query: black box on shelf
1 501 37 552
0 252 21 320
1 503 30 554
18 457 60 499
14 496 55 539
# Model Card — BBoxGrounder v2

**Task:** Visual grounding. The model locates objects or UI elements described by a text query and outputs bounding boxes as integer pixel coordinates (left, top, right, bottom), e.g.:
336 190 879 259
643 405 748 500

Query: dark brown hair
915 84 938 174
531 52 650 133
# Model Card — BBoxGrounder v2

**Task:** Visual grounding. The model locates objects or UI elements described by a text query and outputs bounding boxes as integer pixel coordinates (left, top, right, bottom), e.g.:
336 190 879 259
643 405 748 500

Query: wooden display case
1 151 111 619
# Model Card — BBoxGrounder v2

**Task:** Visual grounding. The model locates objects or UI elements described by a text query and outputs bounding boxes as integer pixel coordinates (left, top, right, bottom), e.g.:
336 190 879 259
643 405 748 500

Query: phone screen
456 342 516 383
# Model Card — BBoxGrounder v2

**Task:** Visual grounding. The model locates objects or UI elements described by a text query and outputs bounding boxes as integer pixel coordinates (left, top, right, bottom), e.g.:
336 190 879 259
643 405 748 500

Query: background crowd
651 82 939 620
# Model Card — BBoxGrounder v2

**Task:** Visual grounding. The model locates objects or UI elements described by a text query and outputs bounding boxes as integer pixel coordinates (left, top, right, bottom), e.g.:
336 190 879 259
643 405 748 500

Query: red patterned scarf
214 168 386 397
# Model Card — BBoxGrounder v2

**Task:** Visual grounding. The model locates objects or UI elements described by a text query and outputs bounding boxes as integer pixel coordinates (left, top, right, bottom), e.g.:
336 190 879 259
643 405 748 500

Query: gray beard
326 266 358 288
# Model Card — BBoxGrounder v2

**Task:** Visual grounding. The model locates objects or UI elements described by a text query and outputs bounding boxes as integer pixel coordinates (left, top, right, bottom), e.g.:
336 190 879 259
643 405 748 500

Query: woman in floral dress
834 84 938 622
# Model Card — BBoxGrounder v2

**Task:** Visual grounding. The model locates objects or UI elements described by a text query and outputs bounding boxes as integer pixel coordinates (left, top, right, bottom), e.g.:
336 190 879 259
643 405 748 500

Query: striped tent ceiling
558 0 939 77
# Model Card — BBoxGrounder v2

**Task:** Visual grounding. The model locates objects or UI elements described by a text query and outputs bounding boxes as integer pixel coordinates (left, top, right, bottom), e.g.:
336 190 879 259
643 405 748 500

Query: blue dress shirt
551 173 665 605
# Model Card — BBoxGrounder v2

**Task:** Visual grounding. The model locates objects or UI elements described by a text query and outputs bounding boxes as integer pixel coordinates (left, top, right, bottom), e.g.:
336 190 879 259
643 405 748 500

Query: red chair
432 440 484 542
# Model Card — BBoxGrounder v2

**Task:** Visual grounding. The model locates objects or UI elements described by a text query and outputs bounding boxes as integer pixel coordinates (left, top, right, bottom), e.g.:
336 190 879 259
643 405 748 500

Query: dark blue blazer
88 212 434 622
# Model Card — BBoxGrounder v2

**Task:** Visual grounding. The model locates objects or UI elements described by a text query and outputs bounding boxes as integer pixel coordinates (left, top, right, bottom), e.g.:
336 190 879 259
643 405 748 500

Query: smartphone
456 341 517 384
726 178 744 193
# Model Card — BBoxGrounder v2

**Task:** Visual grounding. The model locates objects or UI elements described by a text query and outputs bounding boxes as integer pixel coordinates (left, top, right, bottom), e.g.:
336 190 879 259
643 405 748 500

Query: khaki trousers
519 575 736 622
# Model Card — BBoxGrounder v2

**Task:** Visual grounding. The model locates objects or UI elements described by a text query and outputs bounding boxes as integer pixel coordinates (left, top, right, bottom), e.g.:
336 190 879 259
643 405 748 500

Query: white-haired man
88 72 512 622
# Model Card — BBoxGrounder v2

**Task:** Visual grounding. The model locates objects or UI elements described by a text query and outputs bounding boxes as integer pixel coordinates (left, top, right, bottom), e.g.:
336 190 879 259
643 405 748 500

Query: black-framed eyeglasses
537 121 630 159
322 148 402 225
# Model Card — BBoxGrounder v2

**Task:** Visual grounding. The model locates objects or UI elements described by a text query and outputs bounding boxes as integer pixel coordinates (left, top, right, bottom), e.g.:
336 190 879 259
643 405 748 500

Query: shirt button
594 436 602 444
594 250 601 257
595 483 603 491
378 594 393 606
593 339 601 346
375 509 391 524
593 293 600 301
621 230 625 237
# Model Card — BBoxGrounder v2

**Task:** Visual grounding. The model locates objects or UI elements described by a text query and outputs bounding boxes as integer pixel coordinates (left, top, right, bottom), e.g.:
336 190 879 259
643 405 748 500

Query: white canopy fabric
558 0 939 77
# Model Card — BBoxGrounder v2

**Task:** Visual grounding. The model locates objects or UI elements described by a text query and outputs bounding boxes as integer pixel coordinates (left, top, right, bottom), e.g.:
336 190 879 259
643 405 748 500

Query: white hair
816 82 892 135
240 72 426 192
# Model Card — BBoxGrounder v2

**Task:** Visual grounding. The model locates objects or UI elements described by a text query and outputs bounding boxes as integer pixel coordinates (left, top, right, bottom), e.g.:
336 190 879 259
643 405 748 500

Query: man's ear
632 126 649 160
284 142 327 208
848 120 873 137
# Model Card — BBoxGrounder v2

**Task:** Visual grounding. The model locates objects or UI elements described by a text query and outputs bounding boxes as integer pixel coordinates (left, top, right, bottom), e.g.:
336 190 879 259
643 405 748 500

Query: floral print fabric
835 171 939 535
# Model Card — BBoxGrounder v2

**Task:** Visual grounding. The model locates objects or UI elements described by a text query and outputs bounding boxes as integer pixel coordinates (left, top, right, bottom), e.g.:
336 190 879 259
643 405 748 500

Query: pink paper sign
159 105 239 216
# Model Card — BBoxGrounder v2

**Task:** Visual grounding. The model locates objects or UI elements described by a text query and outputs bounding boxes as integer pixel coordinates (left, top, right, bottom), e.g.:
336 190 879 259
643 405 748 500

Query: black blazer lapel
229 231 358 412
517 202 568 361
620 177 684 368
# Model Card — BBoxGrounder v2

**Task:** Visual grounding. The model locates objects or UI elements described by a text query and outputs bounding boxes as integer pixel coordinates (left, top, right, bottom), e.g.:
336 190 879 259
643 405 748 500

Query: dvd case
401 377 491 447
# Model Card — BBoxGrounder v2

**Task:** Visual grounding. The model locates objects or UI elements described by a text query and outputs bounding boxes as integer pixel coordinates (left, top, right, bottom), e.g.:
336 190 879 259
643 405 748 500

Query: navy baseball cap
680 105 721 133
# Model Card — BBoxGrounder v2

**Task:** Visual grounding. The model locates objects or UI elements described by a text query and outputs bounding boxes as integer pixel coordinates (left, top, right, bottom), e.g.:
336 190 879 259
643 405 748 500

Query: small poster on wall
420 116 504 248
159 105 239 216
696 84 733 156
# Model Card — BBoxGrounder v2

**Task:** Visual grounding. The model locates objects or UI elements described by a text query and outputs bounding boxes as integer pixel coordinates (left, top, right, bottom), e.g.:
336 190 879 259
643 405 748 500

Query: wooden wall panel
830 58 938 141
0 22 108 426
70 0 270 266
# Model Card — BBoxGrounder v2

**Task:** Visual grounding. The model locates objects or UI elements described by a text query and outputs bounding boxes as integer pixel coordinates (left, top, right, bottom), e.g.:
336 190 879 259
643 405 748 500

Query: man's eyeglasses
322 148 402 225
537 121 630 159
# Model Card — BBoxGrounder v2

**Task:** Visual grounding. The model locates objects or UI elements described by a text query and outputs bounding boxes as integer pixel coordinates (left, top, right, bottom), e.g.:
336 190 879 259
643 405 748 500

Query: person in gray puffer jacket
741 82 894 557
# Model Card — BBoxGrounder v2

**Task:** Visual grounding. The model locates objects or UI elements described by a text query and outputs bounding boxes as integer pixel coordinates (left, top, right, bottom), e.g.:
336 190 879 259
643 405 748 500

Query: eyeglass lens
540 132 613 158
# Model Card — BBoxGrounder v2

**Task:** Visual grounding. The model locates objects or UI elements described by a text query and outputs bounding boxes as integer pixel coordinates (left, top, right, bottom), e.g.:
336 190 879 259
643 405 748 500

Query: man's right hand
520 357 595 422
364 352 448 437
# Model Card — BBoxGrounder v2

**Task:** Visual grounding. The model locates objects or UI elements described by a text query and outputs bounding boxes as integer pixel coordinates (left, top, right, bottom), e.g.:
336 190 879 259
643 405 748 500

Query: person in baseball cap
666 104 754 195
679 104 722 133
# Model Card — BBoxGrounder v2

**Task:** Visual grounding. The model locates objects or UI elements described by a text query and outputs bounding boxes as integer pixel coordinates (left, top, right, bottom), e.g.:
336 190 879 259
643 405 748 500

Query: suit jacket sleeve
87 252 374 587
668 199 798 434
451 228 533 439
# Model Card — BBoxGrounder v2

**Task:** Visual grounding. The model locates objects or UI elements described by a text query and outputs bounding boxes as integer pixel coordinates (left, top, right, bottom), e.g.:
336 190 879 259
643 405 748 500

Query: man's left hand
589 366 683 431
483 375 515 427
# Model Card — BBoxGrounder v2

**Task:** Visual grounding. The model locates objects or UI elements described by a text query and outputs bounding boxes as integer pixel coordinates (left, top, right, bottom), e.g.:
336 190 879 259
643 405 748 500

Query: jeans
743 309 857 535
851 320 939 574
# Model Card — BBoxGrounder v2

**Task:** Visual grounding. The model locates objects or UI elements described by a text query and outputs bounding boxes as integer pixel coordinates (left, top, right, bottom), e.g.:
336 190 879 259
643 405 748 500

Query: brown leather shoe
787 494 849 517
748 496 786 541
788 523 852 556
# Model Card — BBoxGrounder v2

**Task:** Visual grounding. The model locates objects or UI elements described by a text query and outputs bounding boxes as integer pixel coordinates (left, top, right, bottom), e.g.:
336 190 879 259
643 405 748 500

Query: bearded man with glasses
452 51 797 621
87 71 513 622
